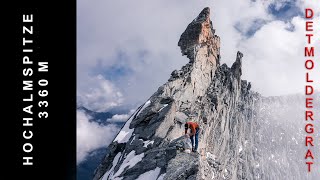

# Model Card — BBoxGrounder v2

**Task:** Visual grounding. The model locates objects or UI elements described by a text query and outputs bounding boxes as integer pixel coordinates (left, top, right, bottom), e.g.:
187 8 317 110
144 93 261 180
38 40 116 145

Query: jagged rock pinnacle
196 7 210 22
178 7 219 63
93 7 262 180
231 51 243 79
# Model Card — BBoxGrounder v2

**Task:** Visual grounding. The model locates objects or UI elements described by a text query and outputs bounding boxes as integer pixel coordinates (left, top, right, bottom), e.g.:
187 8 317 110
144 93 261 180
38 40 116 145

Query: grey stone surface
93 7 320 180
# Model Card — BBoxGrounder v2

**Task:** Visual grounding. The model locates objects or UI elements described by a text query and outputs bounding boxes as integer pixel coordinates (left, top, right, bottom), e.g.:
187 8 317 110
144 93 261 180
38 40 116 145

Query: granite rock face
92 7 319 180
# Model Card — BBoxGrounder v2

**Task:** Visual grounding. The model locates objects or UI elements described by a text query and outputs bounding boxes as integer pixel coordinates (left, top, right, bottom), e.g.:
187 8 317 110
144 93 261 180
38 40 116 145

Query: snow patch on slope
157 173 166 180
113 100 151 143
136 167 161 180
139 139 154 148
158 104 168 112
112 151 145 178
101 152 122 180
137 100 151 116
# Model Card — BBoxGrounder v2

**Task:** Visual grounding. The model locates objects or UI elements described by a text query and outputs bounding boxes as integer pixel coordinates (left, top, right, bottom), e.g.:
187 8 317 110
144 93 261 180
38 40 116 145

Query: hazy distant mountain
77 107 126 180
77 106 113 125
77 147 107 180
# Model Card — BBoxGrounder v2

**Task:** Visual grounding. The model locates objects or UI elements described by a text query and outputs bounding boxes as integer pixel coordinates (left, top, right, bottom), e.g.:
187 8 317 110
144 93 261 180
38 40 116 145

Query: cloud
77 0 320 106
77 110 120 165
108 109 136 123
77 74 124 112
77 0 214 109
107 114 130 123
296 0 320 16
77 0 320 166
240 16 320 96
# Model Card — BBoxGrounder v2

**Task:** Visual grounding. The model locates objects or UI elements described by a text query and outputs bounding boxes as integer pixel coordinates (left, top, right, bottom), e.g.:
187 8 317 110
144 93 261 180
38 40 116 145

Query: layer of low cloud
106 114 130 123
77 110 120 164
77 74 124 112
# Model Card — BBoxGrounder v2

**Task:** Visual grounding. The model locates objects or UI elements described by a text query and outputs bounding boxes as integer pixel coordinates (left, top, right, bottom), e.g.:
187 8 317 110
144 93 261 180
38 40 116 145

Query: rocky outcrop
92 7 320 180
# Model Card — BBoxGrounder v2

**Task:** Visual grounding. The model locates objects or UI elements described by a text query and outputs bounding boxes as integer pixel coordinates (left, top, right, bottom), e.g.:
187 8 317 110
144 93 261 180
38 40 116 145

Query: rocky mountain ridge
92 7 319 180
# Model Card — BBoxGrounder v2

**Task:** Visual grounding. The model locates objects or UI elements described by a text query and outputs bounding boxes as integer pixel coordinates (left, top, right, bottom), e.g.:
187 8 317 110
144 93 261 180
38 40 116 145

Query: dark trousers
190 128 199 151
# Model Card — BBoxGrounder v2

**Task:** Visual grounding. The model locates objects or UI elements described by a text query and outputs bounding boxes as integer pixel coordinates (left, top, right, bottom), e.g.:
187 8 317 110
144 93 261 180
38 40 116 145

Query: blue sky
235 0 302 37
268 0 303 20
76 0 320 164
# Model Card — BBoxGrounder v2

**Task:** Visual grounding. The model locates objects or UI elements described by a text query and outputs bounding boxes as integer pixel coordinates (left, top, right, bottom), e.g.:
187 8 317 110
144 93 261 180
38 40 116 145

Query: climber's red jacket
185 121 199 136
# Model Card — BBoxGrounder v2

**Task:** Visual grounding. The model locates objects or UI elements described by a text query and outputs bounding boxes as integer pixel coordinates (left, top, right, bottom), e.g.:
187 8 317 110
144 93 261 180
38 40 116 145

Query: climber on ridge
185 121 200 153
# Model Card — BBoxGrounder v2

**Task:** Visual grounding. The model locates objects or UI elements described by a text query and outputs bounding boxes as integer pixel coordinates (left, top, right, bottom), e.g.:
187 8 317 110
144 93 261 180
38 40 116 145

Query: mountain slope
92 7 261 180
92 7 319 180
77 106 114 125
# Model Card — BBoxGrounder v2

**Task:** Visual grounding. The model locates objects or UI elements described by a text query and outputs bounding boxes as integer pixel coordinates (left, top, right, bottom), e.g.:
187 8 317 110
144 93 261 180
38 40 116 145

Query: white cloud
76 0 320 167
107 114 130 123
77 110 120 165
296 0 320 16
77 0 320 105
107 109 136 124
77 0 214 108
77 74 124 112
240 13 320 96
